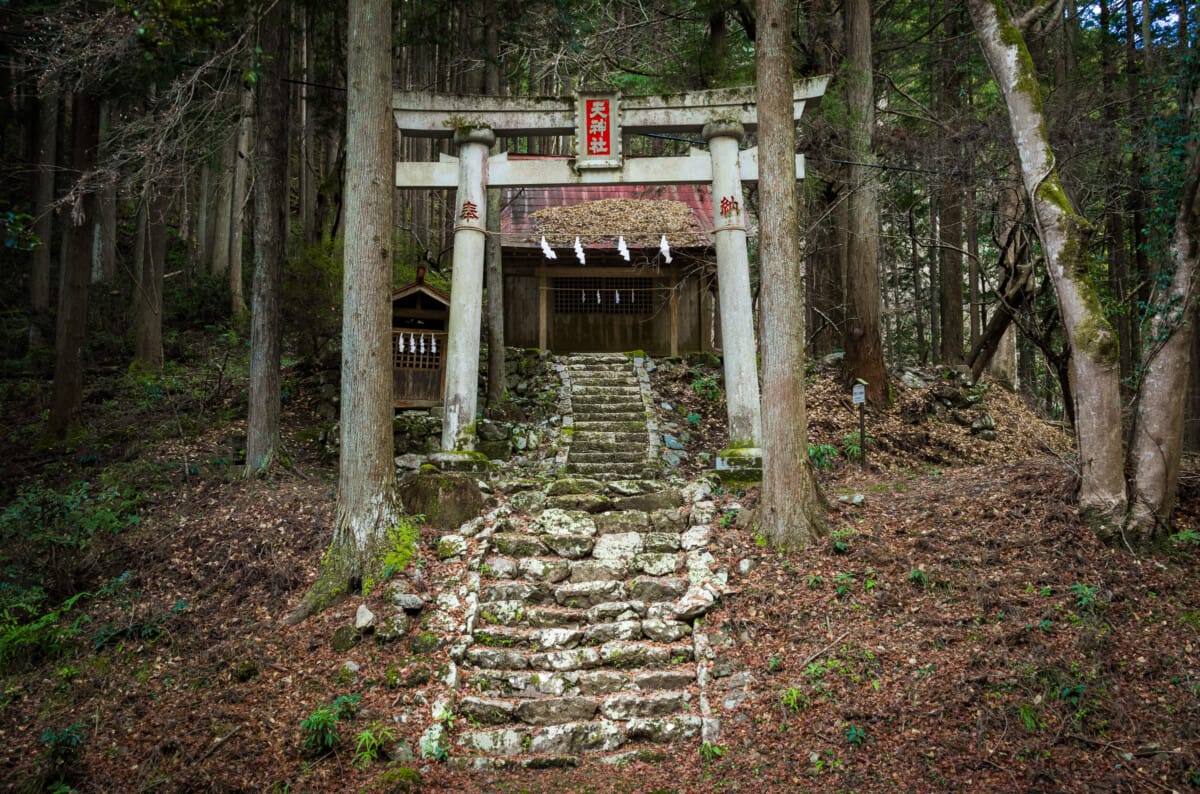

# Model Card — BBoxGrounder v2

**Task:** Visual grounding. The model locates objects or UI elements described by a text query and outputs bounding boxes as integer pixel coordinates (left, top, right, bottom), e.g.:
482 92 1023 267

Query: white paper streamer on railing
398 335 403 353
596 290 601 304
409 334 416 353
659 234 672 263
581 290 586 304
540 235 557 259
574 236 586 265
618 236 630 261
431 335 437 354
419 334 426 354
615 291 620 305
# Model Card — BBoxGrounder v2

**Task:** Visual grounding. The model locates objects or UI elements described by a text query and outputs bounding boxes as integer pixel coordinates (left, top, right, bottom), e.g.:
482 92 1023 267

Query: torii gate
393 78 829 471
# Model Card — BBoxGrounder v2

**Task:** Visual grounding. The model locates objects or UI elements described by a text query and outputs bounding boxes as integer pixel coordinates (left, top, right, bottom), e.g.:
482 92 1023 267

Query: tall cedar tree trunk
196 162 211 273
1126 85 1200 539
289 0 403 621
245 0 291 476
842 0 889 406
484 3 506 409
49 94 101 438
92 102 117 284
297 6 317 242
230 83 253 316
1100 0 1134 398
967 0 1127 529
937 4 964 364
755 0 826 547
133 183 168 370
210 131 234 277
30 90 57 349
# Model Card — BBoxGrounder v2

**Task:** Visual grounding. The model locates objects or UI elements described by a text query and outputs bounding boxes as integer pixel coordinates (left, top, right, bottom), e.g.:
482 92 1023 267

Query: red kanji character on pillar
720 195 740 218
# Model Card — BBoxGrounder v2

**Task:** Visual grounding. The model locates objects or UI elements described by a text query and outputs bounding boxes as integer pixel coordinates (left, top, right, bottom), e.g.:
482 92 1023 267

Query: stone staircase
438 478 726 770
562 354 656 480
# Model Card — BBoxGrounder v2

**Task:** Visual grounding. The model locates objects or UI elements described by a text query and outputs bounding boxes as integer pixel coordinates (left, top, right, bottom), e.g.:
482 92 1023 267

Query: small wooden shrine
499 176 721 357
391 267 449 407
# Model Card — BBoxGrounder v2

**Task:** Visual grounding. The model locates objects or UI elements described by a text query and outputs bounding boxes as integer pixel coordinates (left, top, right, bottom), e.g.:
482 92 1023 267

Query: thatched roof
528 198 709 248
498 163 722 250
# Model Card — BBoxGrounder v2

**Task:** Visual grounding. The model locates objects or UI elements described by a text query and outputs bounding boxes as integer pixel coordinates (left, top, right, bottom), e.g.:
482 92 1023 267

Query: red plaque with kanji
585 99 612 155
575 91 621 169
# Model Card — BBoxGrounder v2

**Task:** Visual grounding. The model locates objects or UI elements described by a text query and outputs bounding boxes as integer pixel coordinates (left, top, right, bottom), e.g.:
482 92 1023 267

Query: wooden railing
392 329 447 371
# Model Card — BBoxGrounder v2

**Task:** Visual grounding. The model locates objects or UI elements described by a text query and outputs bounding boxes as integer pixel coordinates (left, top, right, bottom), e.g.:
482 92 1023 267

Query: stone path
414 354 732 769
432 478 727 770
560 354 658 480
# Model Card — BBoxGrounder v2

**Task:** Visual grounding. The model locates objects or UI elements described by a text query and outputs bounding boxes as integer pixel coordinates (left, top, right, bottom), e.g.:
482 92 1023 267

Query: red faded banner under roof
498 156 718 249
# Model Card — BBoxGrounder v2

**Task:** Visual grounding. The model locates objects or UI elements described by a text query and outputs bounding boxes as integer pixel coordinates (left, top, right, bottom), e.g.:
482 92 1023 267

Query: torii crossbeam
392 79 829 472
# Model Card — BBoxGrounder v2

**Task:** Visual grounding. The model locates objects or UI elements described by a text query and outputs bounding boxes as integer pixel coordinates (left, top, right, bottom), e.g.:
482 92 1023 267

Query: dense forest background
1 0 1195 431
1 1 1200 790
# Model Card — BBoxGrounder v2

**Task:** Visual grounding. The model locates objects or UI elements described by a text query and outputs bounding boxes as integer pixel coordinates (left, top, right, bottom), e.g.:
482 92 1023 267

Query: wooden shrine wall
501 252 714 356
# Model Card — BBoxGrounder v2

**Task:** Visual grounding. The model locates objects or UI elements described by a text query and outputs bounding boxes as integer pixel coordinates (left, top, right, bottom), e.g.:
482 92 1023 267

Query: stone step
469 613 691 650
452 715 712 762
568 374 643 383
483 555 676 586
478 593 686 628
463 638 696 671
569 354 630 363
570 395 643 408
568 378 637 387
573 396 641 406
572 421 647 434
565 463 653 477
573 375 639 384
464 669 696 701
463 640 694 672
569 440 650 454
568 358 632 366
571 393 641 404
571 412 646 423
571 409 645 420
454 690 693 730
544 493 613 513
564 453 648 467
568 436 648 448
571 381 639 389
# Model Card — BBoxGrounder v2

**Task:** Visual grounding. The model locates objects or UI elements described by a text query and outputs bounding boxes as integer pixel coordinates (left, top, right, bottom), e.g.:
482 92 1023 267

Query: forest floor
1 344 1199 793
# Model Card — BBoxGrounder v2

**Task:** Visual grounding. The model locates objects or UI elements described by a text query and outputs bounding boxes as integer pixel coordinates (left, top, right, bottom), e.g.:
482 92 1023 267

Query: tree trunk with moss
755 0 826 548
1126 85 1200 540
288 0 404 623
967 0 1126 530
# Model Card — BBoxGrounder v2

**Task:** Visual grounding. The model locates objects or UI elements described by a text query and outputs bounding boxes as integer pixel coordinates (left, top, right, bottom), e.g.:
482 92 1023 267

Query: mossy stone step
571 412 646 423
571 399 642 410
567 452 648 465
569 440 649 454
572 421 647 434
564 463 652 476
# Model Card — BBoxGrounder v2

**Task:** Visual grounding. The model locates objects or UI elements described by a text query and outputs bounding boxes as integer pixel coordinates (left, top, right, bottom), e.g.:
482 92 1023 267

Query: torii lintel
392 77 829 138
395 148 808 189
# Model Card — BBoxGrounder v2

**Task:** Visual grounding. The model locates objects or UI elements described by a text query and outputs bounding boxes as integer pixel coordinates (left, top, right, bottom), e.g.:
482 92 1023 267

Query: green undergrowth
0 478 144 672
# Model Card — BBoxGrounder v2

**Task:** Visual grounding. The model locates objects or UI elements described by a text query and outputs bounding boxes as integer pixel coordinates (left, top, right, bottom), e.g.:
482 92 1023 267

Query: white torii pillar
438 127 495 456
705 120 763 469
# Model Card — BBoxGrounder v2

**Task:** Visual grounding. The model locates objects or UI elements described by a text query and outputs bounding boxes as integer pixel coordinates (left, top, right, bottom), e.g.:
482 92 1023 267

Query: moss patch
365 519 421 595
398 472 484 531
